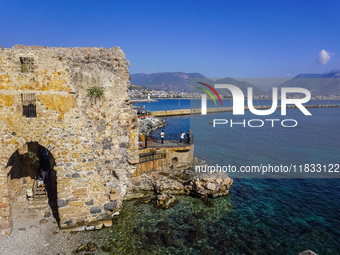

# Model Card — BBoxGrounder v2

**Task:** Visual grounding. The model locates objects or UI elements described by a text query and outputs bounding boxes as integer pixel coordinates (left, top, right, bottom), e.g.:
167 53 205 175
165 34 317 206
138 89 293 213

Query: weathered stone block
69 201 84 206
0 221 11 229
72 173 80 178
57 199 66 208
0 203 9 208
120 136 129 143
103 220 112 227
73 188 87 196
103 144 112 150
109 193 120 202
85 199 94 206
103 201 119 212
97 124 105 131
94 223 104 230
95 212 112 221
86 226 95 231
90 207 102 214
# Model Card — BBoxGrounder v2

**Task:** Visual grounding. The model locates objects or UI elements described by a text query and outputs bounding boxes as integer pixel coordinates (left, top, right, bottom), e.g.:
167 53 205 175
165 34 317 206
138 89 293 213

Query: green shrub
21 63 28 73
86 86 104 103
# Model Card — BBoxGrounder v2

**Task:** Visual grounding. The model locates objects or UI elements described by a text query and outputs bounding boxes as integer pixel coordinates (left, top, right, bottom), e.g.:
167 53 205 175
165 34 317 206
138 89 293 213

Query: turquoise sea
85 99 340 254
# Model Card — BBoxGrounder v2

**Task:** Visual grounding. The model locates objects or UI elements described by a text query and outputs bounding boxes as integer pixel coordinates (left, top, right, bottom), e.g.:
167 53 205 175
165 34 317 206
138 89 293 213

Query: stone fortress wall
0 45 139 235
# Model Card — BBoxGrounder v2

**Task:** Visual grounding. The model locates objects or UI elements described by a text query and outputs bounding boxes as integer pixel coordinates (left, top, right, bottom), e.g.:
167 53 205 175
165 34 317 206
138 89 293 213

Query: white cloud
317 49 333 65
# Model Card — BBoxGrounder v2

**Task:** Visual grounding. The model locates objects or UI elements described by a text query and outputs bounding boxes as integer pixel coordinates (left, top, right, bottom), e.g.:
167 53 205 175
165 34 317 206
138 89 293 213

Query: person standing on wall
161 130 165 144
180 131 185 143
187 129 193 144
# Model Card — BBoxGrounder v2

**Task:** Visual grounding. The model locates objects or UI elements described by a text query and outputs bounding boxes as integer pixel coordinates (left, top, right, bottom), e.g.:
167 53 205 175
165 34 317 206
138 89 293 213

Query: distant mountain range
280 70 340 96
130 72 266 95
214 78 266 96
130 70 340 96
128 84 150 91
130 72 205 92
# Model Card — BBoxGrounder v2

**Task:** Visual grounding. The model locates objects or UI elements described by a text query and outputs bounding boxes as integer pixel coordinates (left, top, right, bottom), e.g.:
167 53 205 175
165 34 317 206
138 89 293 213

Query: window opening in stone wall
21 93 37 118
20 57 34 73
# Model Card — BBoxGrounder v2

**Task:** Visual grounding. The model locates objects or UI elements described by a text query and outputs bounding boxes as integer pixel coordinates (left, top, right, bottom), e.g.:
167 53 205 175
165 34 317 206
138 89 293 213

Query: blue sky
1 0 339 77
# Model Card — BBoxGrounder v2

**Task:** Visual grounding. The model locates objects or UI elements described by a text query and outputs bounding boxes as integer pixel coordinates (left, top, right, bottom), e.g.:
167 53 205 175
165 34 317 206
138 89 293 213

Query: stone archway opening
6 142 60 224
172 157 178 166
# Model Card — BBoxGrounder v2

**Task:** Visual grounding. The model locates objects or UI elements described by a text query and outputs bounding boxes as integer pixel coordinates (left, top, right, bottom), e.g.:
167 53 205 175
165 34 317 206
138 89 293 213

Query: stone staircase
28 186 48 210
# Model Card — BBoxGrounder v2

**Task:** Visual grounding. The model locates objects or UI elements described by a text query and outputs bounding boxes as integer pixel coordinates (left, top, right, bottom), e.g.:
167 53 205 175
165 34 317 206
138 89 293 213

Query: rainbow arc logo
197 82 222 114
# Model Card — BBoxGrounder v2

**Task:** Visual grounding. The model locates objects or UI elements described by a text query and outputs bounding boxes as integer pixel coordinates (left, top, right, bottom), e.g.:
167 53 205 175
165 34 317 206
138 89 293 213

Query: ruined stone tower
0 45 139 235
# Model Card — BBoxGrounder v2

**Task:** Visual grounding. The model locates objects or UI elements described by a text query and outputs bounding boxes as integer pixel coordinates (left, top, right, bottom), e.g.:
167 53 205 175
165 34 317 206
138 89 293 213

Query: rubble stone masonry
0 45 139 235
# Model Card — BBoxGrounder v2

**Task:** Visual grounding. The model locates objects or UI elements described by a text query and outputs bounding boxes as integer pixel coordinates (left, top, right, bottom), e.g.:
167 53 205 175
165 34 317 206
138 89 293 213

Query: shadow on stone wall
7 142 60 224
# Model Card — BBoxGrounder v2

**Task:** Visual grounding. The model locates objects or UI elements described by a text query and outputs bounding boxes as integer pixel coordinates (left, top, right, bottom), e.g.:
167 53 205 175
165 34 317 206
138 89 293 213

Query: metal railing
139 132 193 149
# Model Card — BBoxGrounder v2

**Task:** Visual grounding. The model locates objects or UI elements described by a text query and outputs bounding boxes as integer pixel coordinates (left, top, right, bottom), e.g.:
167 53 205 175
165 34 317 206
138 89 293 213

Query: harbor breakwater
151 104 340 117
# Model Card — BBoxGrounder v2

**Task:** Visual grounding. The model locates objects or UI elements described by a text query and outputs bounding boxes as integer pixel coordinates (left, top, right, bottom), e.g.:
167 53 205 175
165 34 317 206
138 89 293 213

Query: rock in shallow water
156 221 169 230
160 233 172 247
73 244 87 254
102 245 112 252
87 242 97 251
156 193 178 209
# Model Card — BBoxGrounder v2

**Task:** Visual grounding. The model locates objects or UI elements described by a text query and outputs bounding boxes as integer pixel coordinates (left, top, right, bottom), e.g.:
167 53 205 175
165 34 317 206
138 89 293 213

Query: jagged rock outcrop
156 193 177 209
189 177 233 198
138 116 166 136
127 168 233 200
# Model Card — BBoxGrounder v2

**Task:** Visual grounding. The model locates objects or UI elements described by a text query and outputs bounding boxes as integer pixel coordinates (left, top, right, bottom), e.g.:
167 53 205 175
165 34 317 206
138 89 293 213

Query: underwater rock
101 245 112 252
160 233 172 247
193 211 205 219
156 193 178 209
73 244 87 254
201 197 214 208
156 221 169 230
87 242 98 252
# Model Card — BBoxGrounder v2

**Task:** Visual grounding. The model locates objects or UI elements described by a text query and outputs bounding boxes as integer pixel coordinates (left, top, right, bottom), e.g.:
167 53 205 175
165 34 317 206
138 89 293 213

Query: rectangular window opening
20 57 34 73
21 93 37 118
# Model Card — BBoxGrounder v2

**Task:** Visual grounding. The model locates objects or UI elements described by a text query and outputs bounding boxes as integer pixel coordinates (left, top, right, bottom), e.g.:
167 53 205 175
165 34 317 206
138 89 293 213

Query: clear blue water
85 99 340 254
190 107 340 178
135 98 191 111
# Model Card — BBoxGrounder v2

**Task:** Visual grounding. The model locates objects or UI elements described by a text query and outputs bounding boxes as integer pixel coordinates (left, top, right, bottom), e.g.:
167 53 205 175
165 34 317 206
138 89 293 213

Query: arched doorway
6 142 59 224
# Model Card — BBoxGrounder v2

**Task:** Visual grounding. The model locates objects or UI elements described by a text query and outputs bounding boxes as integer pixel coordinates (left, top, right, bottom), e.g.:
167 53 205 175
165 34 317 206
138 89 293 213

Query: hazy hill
279 70 340 96
128 84 150 91
214 77 267 96
130 72 206 92
190 77 266 96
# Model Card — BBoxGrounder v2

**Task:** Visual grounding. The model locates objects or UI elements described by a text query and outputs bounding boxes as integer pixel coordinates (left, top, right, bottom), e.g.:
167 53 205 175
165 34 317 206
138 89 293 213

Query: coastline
135 98 340 101
151 104 340 117
130 99 158 103
1 100 338 254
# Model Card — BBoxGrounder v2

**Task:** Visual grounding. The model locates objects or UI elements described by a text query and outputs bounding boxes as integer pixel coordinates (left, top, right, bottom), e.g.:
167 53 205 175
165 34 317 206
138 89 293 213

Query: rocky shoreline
138 116 166 136
126 158 233 209
0 112 233 254
0 157 232 254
